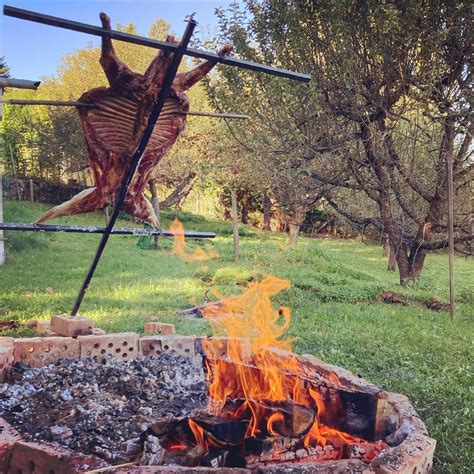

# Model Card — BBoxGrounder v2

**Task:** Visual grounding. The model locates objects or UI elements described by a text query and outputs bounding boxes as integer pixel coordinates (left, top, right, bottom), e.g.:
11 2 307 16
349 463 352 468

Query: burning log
191 415 249 445
223 399 315 438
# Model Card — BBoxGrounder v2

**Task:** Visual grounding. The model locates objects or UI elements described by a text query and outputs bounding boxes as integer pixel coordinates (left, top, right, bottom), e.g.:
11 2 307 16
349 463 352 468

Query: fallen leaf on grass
0 321 19 331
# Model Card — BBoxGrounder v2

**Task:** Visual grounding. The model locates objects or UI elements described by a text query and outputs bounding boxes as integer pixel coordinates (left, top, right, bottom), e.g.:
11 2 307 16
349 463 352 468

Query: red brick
0 417 22 473
111 467 251 473
0 345 14 382
50 314 94 337
196 337 252 361
7 440 109 473
144 322 175 335
78 332 139 361
13 337 80 368
140 335 196 358
36 320 51 334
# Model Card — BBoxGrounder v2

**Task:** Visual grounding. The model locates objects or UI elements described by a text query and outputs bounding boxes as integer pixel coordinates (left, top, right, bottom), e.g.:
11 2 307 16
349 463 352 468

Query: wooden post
103 206 109 225
29 178 34 202
447 153 455 320
231 190 240 262
148 179 160 248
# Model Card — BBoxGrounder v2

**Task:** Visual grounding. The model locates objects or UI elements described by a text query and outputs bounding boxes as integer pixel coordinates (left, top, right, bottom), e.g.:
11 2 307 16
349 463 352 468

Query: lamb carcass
35 12 232 227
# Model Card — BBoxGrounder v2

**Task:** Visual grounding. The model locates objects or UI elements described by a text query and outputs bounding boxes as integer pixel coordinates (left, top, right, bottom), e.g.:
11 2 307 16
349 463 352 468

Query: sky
1 0 237 80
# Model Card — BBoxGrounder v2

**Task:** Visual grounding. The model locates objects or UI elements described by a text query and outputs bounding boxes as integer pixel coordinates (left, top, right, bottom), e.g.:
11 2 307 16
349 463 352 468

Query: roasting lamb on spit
35 13 232 227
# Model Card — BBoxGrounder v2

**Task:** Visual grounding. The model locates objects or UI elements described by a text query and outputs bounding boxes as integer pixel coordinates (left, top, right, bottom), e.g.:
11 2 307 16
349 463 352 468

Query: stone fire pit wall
0 332 436 473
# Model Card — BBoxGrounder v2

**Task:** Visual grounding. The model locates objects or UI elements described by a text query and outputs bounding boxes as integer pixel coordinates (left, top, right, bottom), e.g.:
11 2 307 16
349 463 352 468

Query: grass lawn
1 200 473 473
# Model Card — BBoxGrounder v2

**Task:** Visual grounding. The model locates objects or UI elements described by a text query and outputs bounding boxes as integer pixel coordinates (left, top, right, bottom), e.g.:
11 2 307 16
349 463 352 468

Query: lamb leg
99 12 133 89
123 193 161 229
34 188 106 224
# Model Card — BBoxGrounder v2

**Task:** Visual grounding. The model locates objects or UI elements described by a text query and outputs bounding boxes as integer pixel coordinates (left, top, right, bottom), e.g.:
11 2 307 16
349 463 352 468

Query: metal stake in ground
70 18 197 316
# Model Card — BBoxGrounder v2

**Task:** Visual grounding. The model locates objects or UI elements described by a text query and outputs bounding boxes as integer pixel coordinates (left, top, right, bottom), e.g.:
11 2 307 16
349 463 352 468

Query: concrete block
7 440 109 473
13 337 80 368
140 335 196 358
144 322 175 335
50 314 94 337
78 332 139 362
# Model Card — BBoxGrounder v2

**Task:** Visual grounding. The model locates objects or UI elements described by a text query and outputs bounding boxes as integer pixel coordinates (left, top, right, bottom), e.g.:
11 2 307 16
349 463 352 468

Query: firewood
192 414 249 445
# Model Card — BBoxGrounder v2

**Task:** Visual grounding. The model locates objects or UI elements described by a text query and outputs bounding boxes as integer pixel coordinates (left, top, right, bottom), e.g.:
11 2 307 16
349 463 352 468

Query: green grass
1 200 473 472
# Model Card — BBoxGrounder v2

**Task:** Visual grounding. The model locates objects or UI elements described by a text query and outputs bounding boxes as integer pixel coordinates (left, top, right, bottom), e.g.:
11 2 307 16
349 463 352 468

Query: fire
200 276 363 456
169 218 218 262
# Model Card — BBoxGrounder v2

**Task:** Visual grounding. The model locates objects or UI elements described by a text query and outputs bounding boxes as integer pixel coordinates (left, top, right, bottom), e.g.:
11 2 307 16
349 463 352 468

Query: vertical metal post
70 18 197 316
231 189 240 262
0 86 5 266
447 154 455 320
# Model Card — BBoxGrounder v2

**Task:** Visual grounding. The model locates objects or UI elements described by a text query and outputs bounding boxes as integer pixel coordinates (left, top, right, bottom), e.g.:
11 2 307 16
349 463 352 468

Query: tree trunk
103 206 110 225
148 179 161 248
262 192 272 231
388 245 397 272
288 206 306 245
240 200 249 224
382 237 389 258
231 190 240 262
149 179 161 223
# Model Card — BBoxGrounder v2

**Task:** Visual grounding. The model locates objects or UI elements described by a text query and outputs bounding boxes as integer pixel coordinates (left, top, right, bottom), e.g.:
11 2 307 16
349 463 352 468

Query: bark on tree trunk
288 206 306 245
262 192 272 231
382 237 389 258
388 245 397 272
240 202 249 224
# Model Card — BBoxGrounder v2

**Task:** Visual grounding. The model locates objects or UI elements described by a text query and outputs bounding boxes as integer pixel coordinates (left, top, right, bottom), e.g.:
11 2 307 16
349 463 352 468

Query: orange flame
267 412 285 436
169 218 218 262
201 276 362 456
188 418 207 451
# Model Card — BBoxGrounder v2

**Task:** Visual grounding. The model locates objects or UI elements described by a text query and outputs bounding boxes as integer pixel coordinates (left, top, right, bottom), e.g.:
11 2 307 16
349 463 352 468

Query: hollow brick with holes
143 322 176 335
78 332 140 361
50 314 95 337
140 335 196 358
7 440 109 473
13 337 80 368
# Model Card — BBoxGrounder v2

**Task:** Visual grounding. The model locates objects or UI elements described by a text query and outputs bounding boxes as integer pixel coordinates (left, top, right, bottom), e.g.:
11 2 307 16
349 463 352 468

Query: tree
206 0 472 282
0 57 9 77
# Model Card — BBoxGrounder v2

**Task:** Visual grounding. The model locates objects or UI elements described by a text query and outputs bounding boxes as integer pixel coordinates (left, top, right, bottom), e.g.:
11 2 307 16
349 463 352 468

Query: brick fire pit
0 326 436 473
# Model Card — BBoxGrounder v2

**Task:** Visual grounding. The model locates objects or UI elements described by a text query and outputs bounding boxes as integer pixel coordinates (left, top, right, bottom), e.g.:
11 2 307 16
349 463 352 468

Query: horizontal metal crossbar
1 100 250 119
3 5 311 83
0 222 215 239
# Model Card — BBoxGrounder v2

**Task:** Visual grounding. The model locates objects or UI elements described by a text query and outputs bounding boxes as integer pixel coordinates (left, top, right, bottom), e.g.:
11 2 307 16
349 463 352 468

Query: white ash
0 353 206 464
